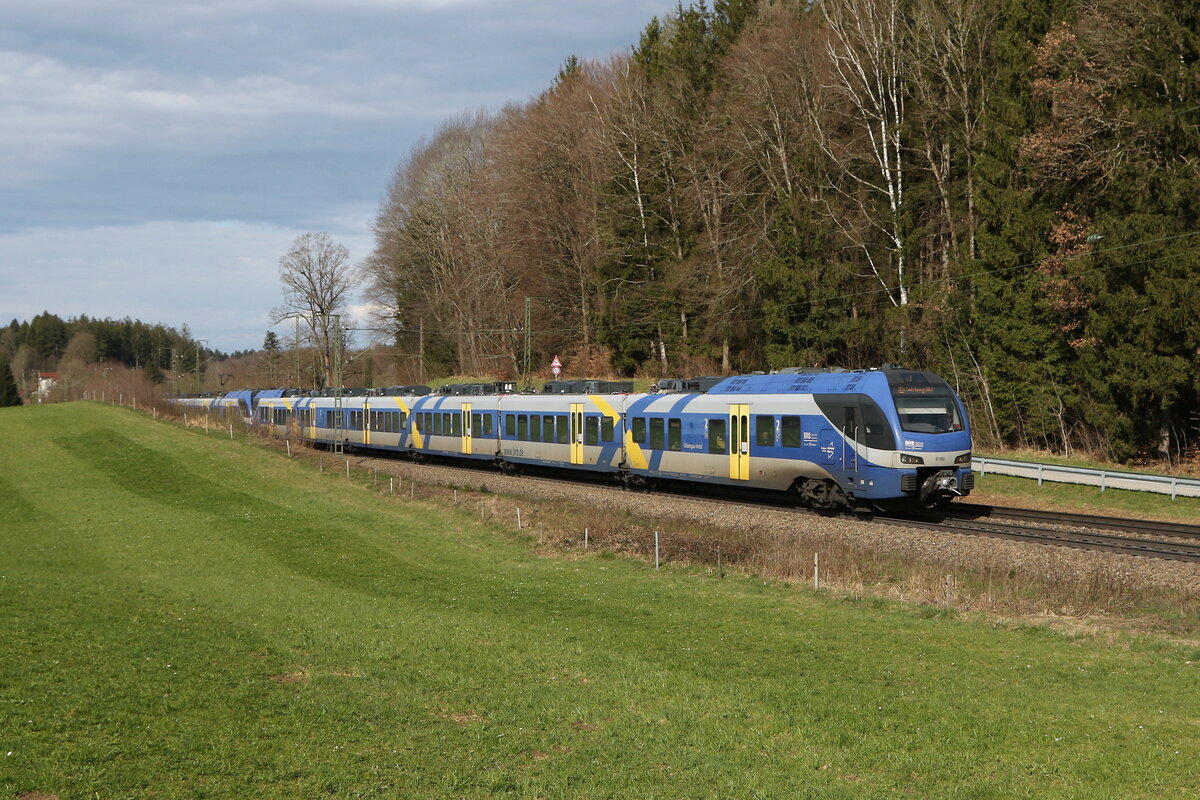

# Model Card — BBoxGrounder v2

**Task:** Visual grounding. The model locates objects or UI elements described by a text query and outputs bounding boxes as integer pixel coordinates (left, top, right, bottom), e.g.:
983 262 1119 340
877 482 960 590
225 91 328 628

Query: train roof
707 368 951 395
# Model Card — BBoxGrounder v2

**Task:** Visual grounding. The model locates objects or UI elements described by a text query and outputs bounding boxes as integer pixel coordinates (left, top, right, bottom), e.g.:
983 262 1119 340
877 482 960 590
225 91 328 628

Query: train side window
529 414 541 441
632 417 646 444
585 416 599 446
471 413 481 436
708 419 727 454
483 414 493 436
667 418 681 451
649 418 664 450
506 414 516 437
544 415 556 443
601 417 614 442
555 416 568 444
434 413 443 435
517 414 528 440
400 411 408 430
451 413 462 437
782 416 801 447
860 400 896 450
756 415 775 447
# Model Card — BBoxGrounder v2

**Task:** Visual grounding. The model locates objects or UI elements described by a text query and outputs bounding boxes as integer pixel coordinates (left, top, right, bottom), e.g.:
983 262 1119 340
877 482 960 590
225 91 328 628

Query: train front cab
883 371 973 507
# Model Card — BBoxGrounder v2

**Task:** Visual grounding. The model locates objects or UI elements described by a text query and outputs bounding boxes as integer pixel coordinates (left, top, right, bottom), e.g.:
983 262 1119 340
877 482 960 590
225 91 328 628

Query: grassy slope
1 403 1197 799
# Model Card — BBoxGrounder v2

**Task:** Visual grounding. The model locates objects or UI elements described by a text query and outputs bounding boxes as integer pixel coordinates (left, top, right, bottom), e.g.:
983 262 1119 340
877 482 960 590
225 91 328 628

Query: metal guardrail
972 457 1200 500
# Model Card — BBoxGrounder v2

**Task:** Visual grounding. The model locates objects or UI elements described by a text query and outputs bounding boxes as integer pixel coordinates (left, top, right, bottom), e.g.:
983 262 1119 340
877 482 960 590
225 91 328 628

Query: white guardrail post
970 457 1200 500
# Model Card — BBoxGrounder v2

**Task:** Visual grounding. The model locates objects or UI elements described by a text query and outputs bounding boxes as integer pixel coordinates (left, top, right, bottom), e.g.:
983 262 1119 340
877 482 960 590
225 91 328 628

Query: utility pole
524 296 531 388
326 314 344 456
418 318 425 384
294 318 301 388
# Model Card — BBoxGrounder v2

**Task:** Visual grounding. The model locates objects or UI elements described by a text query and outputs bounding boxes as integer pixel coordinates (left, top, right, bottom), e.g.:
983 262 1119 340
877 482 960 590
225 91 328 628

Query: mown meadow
1 403 1197 798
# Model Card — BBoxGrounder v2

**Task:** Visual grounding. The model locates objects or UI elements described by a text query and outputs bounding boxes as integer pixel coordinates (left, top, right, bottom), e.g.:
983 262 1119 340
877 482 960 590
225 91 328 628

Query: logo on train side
904 439 925 450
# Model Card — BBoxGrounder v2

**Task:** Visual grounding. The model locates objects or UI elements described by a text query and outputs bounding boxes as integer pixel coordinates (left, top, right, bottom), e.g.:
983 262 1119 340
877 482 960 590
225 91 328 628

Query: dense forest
362 0 1200 463
1 312 217 394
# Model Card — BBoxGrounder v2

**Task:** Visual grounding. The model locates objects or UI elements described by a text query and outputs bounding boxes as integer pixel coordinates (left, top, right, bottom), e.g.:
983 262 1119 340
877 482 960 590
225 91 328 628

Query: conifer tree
0 352 22 407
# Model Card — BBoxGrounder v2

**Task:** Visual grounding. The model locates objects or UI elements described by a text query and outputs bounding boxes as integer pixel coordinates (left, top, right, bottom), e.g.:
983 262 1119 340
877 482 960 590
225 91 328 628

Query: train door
728 404 750 480
842 405 857 473
364 398 371 447
461 403 473 455
569 403 584 465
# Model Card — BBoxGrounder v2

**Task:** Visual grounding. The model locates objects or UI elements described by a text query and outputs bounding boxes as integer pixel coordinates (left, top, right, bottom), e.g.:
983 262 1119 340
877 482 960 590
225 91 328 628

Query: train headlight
900 453 924 465
954 451 972 464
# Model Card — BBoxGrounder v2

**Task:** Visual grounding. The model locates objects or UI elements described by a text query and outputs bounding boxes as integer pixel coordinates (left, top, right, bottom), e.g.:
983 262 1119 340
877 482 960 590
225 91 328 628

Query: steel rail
878 515 1200 562
946 504 1200 540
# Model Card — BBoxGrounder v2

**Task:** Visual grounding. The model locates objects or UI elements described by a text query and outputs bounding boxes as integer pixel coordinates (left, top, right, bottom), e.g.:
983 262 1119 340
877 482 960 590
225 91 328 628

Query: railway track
883 507 1200 562
339 448 1200 562
943 503 1200 540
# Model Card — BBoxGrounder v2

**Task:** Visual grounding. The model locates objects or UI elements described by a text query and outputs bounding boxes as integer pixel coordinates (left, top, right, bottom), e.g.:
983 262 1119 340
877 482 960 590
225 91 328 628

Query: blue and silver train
175 367 974 510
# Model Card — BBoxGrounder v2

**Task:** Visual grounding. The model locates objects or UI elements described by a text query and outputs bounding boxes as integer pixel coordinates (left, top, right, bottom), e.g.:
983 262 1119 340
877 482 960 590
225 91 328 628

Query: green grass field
2 403 1197 798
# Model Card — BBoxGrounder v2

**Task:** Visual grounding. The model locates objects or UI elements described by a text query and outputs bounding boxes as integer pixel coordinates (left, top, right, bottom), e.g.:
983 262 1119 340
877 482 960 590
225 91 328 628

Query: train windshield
887 371 965 435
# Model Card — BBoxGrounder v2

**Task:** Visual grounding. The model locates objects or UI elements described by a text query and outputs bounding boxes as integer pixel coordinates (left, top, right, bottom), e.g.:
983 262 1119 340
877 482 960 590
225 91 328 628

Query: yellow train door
461 403 473 454
729 404 750 480
570 403 584 465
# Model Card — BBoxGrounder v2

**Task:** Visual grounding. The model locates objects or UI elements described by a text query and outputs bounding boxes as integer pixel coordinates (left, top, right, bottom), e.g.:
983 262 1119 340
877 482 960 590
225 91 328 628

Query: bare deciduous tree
819 0 911 307
272 232 354 387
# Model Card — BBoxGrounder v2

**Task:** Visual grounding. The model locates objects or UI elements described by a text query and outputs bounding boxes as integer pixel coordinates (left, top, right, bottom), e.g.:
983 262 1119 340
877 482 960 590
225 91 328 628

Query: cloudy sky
0 0 673 352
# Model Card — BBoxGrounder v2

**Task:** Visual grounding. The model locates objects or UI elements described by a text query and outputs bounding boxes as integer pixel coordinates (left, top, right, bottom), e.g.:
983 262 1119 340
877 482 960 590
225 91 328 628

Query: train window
632 417 646 444
483 414 493 435
556 416 569 444
860 402 894 449
517 414 528 440
708 419 727 454
668 418 682 451
649 418 664 450
893 395 961 435
601 417 614 442
433 413 443 435
530 415 541 442
451 413 462 437
756 415 775 447
782 416 801 447
585 416 599 446
472 413 482 436
814 394 897 450
544 415 556 443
